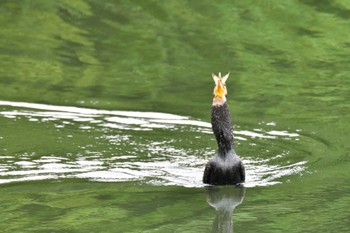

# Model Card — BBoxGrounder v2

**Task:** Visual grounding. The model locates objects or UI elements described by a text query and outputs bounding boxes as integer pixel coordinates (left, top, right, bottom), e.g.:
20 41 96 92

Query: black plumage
211 102 234 154
203 101 245 185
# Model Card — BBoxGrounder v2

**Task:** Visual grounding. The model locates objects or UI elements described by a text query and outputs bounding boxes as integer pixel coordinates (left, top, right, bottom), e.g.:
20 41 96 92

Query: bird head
212 72 229 102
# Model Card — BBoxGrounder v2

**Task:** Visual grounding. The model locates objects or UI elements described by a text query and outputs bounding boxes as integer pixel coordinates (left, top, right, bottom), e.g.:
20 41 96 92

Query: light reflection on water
0 100 306 187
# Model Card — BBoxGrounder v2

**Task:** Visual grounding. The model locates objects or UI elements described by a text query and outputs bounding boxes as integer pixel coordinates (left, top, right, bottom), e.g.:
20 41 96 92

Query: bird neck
211 101 234 156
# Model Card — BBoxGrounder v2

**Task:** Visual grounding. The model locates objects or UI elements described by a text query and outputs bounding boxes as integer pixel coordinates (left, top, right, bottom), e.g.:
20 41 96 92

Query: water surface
1 1 350 232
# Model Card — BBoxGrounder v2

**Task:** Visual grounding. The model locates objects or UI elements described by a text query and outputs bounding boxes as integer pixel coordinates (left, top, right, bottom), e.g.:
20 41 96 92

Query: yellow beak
214 80 226 99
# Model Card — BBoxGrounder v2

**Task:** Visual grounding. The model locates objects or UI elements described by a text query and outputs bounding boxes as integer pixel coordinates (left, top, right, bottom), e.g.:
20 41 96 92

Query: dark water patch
296 27 322 37
301 0 350 19
55 2 90 26
134 1 169 22
270 58 295 69
54 37 88 66
244 43 285 56
0 76 15 84
20 203 66 221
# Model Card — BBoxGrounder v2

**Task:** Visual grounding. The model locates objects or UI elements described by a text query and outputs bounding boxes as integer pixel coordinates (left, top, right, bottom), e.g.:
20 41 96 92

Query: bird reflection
205 186 245 233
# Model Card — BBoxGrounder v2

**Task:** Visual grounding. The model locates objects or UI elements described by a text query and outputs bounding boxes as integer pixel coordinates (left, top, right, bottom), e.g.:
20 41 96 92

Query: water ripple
0 100 306 187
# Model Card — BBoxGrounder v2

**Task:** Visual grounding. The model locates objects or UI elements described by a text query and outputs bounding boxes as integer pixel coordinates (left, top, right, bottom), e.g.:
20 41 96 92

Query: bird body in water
203 73 245 185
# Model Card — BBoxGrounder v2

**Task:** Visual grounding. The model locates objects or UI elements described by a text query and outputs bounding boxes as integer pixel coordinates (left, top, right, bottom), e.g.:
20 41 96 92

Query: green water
1 0 350 232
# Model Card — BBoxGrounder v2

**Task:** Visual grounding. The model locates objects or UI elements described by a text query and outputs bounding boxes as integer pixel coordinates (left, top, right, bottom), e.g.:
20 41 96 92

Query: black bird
203 73 245 185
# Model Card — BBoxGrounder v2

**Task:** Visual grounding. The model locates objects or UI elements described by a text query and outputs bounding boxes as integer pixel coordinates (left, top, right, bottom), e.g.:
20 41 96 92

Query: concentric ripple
0 100 306 187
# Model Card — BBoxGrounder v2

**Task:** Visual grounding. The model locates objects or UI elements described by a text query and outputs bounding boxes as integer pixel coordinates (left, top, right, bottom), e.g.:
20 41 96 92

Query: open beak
214 80 226 99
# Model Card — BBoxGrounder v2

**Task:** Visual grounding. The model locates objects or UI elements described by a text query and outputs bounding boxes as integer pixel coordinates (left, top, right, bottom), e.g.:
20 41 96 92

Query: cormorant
203 73 245 185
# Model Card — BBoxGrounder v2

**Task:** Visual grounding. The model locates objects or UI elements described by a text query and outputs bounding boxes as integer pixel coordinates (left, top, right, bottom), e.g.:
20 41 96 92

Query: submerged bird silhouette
203 73 245 185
